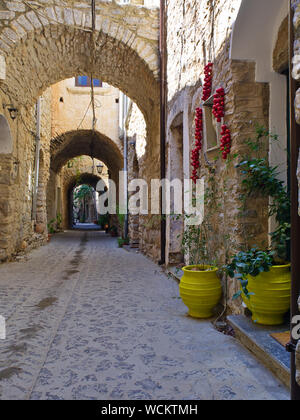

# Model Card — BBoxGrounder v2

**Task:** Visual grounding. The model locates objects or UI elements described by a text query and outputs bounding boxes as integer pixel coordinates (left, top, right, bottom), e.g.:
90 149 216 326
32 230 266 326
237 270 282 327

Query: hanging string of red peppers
220 124 231 160
191 64 232 182
202 62 213 101
212 87 225 122
191 107 203 184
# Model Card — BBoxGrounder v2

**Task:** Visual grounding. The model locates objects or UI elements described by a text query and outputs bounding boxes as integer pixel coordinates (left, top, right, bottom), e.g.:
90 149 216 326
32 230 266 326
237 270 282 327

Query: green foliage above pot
225 125 290 300
225 248 273 299
236 125 290 262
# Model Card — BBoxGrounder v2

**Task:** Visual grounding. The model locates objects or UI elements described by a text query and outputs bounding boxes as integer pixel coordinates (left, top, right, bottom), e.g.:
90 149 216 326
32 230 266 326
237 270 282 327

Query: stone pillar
293 0 300 386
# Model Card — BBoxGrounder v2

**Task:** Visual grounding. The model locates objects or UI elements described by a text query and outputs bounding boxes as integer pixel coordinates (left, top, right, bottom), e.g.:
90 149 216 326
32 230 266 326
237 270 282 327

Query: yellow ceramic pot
242 264 291 326
179 265 222 319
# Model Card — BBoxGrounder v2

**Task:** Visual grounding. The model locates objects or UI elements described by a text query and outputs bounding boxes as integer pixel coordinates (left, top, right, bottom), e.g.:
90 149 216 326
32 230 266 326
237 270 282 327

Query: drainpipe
288 0 300 401
124 107 128 239
159 0 167 265
32 97 41 222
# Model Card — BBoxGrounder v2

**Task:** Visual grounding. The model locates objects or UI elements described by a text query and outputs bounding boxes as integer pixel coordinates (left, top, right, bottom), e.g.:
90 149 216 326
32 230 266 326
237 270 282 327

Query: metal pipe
123 95 132 239
124 112 128 239
289 0 300 401
159 0 167 265
32 97 41 221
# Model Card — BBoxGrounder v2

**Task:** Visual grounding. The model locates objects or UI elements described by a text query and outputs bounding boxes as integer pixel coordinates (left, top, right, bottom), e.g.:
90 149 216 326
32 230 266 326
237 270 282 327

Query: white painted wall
230 0 289 183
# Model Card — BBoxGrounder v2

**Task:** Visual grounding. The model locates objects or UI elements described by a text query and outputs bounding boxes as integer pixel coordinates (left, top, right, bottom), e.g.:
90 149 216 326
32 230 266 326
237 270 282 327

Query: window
203 96 219 151
75 76 102 88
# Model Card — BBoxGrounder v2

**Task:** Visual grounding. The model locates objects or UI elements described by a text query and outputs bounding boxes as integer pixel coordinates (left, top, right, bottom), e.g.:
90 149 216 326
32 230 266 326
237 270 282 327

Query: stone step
228 314 291 389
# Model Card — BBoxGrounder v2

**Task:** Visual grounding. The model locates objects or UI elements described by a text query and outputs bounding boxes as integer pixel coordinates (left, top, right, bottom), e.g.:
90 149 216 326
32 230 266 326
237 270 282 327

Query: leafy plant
116 205 126 233
224 125 290 301
47 219 56 234
236 126 290 261
180 173 218 271
56 213 62 230
117 237 129 248
181 222 210 269
225 248 273 299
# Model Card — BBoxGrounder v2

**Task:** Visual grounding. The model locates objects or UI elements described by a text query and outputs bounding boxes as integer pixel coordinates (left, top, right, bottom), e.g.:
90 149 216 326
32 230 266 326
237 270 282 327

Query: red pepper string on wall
191 107 203 184
202 63 213 102
220 124 231 160
212 86 232 160
212 87 225 122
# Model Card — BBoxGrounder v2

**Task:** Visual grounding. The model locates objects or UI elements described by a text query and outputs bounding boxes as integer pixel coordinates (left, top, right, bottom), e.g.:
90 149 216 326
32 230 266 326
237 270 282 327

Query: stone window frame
202 95 221 158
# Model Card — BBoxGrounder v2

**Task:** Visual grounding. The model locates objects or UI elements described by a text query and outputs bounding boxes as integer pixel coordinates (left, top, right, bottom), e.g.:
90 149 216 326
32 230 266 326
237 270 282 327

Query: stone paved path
0 231 289 400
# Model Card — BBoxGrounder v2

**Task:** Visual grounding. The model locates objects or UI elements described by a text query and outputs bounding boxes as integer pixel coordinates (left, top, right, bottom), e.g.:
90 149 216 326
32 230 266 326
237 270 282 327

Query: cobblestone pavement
0 231 289 400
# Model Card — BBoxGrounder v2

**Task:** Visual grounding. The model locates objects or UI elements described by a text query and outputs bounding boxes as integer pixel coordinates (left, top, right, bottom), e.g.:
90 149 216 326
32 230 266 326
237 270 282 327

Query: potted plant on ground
47 219 56 241
225 126 291 325
179 219 222 319
225 248 291 325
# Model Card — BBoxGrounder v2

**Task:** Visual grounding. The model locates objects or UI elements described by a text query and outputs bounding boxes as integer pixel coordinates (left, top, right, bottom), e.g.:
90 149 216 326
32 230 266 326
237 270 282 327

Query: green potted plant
225 248 291 325
117 237 129 248
47 219 56 241
179 219 222 319
225 126 291 325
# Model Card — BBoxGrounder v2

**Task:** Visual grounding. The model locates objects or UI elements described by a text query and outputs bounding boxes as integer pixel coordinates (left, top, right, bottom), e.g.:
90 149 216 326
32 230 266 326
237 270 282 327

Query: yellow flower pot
179 265 222 319
242 264 291 326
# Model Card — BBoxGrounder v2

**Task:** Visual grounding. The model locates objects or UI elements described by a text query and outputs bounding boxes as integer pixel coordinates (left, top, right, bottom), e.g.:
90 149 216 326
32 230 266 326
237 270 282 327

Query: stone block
0 10 15 20
0 55 6 80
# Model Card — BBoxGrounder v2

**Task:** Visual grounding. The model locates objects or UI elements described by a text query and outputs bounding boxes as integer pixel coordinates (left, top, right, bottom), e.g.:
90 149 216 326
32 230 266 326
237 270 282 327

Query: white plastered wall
230 0 289 183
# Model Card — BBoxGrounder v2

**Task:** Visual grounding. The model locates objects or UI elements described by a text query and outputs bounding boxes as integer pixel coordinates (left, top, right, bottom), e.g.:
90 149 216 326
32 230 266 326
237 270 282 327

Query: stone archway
0 2 160 125
48 129 121 229
0 1 161 261
65 172 103 229
50 130 123 184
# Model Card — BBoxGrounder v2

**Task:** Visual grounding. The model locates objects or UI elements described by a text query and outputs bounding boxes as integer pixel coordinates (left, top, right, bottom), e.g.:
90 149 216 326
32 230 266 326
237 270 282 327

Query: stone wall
292 0 300 387
126 102 147 249
51 79 121 148
0 86 52 261
165 0 286 313
0 0 160 261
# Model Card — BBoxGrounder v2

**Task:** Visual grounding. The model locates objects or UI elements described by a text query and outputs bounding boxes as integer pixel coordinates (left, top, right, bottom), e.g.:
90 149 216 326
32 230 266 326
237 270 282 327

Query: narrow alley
0 0 299 402
0 232 288 400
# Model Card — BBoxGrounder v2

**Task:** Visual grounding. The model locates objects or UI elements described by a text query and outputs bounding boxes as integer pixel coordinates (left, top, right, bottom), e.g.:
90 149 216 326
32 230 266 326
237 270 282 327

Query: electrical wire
76 99 92 130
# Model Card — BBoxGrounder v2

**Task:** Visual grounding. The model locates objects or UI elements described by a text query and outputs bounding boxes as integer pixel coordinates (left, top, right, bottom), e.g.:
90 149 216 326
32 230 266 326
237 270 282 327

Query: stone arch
0 2 160 127
0 114 12 154
65 172 103 228
0 1 161 261
50 130 123 184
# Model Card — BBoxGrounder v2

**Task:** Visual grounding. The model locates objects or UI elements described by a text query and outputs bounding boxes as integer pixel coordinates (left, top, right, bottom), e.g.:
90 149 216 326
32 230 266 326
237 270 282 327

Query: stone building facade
0 0 160 262
165 0 289 312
